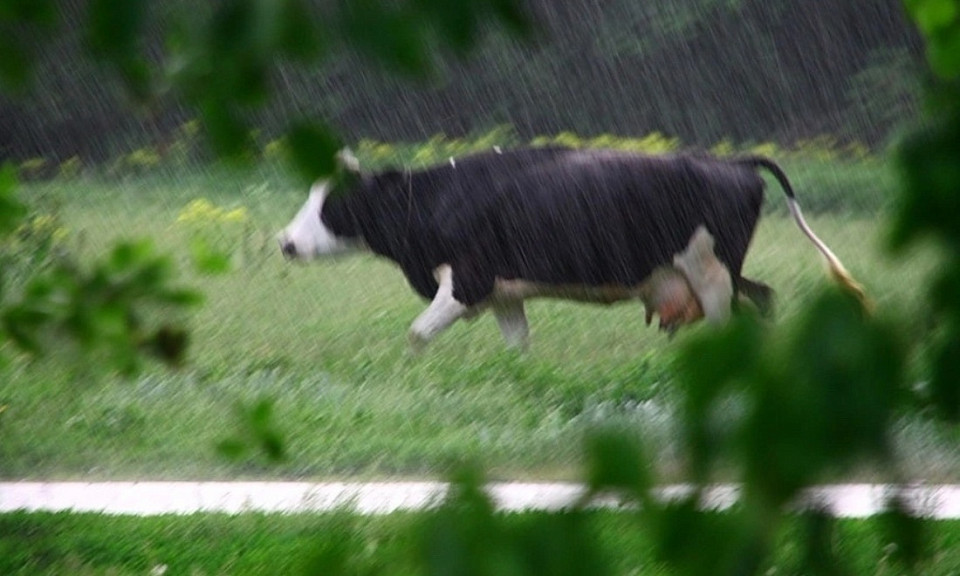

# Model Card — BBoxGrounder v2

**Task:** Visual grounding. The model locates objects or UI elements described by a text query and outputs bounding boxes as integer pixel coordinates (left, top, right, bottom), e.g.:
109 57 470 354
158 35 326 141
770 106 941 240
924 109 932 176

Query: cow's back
478 150 765 287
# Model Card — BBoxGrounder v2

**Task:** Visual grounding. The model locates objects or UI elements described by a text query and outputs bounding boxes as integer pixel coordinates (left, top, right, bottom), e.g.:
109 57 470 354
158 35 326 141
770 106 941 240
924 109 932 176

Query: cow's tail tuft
786 196 872 311
737 155 872 312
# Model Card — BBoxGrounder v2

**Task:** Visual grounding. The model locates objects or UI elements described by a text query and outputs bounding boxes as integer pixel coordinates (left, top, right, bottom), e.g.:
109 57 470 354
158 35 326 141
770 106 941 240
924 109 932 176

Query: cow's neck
321 186 408 260
320 193 362 242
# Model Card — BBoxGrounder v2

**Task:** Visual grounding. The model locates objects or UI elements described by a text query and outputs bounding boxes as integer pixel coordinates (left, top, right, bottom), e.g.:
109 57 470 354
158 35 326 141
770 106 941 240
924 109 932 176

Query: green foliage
892 0 960 426
879 495 929 570
891 104 960 250
582 426 651 503
285 121 342 184
340 0 432 78
650 501 758 576
217 397 286 463
742 291 902 502
1 168 201 374
0 0 55 90
87 0 151 102
905 0 960 77
1 239 201 375
0 164 26 234
419 466 612 576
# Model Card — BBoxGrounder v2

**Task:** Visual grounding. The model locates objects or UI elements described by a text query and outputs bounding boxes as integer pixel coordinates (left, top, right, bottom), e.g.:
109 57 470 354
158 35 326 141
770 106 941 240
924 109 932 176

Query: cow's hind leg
408 264 468 353
493 300 529 351
737 276 774 317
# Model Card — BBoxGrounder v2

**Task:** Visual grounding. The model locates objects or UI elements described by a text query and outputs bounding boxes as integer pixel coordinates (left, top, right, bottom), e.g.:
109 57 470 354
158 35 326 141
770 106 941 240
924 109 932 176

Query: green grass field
0 157 948 482
2 510 960 575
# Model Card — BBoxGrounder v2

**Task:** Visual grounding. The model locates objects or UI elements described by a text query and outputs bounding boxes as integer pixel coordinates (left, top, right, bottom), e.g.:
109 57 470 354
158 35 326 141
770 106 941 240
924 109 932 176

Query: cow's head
277 149 363 261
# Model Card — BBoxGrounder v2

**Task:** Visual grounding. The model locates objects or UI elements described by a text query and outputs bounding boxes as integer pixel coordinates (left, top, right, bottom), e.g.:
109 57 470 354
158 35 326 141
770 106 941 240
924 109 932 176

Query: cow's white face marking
278 181 359 261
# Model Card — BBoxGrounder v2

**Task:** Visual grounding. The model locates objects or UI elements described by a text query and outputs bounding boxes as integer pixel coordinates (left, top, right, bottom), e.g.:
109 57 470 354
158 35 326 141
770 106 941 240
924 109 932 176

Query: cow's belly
490 278 641 304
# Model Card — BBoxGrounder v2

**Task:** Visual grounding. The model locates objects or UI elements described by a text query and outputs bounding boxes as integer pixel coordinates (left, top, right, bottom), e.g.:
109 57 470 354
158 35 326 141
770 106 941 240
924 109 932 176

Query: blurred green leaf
158 287 204 307
301 514 371 575
0 35 30 91
928 27 960 78
245 399 285 461
879 493 928 569
413 0 480 55
912 0 958 35
890 112 960 250
676 315 763 483
338 0 432 78
0 0 56 90
1 237 197 373
420 464 507 576
510 512 611 576
1 303 50 354
209 0 255 55
206 0 270 105
250 397 276 431
88 0 143 55
489 0 534 37
286 122 341 184
795 509 850 576
276 0 324 61
744 289 903 506
0 163 25 234
0 0 56 26
115 57 153 104
146 325 190 367
229 57 271 106
216 437 247 460
189 237 232 275
199 99 255 162
108 239 153 271
218 398 286 463
423 461 615 576
583 426 650 501
653 501 759 576
930 325 960 421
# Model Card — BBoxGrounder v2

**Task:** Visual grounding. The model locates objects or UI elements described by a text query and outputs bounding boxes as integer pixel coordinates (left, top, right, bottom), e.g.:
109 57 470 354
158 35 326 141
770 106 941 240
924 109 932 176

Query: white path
4 482 960 518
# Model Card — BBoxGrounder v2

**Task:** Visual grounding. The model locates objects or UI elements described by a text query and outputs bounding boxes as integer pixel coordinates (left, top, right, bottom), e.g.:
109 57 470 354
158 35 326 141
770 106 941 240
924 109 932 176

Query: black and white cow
278 146 863 350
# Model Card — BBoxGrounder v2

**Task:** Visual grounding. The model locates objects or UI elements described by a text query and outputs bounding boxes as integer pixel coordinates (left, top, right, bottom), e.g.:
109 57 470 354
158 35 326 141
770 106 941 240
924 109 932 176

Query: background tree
0 0 924 170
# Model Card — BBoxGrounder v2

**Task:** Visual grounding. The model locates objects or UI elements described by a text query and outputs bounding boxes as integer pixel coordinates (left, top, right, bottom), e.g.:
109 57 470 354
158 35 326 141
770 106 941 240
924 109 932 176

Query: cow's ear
327 148 363 200
336 148 361 173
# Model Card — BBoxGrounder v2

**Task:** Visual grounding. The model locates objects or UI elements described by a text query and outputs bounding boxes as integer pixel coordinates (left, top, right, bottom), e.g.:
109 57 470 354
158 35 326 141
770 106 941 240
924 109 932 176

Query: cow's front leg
493 300 529 351
408 264 468 353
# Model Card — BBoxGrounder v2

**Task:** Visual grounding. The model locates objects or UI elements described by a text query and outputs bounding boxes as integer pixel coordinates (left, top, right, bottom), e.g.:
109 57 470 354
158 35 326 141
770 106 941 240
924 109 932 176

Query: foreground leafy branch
0 166 201 374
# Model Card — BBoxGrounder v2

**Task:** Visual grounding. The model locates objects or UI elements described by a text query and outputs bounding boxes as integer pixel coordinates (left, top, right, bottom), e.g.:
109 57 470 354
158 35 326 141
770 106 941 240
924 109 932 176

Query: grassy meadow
0 137 951 483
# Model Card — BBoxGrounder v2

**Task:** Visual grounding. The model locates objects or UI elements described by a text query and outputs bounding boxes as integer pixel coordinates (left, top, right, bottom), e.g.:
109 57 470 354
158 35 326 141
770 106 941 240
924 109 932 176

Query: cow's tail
736 155 871 310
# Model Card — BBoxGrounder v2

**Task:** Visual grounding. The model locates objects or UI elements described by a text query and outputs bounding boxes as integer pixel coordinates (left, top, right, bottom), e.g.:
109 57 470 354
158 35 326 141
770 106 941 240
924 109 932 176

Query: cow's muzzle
279 238 298 259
